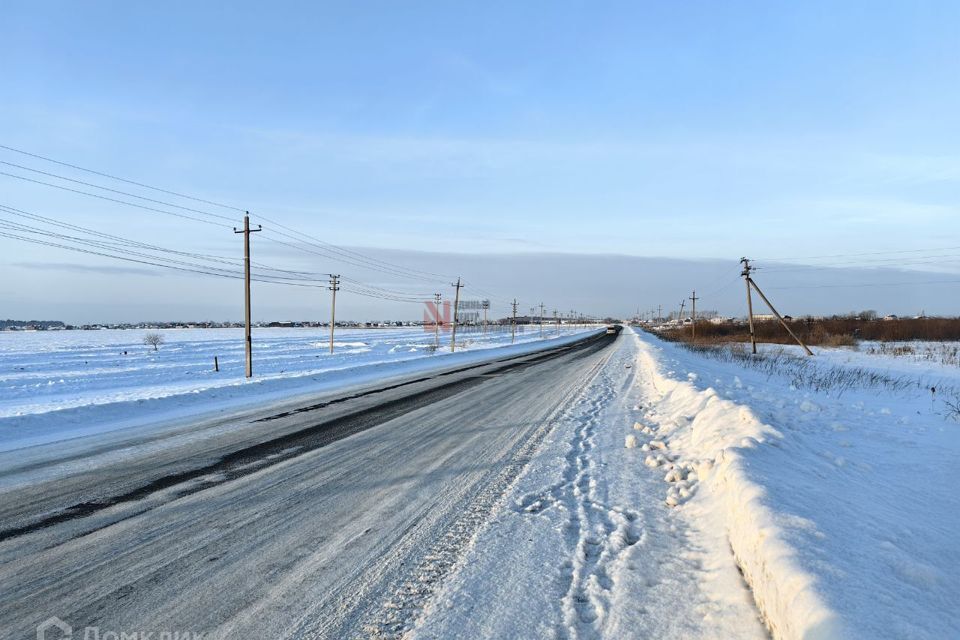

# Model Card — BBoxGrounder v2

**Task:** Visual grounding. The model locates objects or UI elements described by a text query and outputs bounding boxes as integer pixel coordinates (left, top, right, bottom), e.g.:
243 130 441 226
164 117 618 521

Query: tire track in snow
361 343 620 639
513 347 645 639
560 352 644 640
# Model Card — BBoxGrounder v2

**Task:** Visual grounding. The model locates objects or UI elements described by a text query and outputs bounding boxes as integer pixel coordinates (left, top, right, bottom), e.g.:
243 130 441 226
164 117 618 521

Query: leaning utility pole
512 299 519 343
450 278 464 352
741 257 758 354
690 290 699 340
750 276 813 356
678 299 686 323
328 274 340 354
233 212 261 378
741 257 813 356
433 293 442 349
539 302 545 338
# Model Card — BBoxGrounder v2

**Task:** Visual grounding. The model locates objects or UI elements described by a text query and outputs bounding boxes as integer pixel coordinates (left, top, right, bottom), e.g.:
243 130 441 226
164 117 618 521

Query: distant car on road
605 325 618 335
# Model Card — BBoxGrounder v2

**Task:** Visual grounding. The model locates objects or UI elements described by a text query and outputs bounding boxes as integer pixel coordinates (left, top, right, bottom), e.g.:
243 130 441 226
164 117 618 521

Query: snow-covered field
0 325 591 451
628 331 959 638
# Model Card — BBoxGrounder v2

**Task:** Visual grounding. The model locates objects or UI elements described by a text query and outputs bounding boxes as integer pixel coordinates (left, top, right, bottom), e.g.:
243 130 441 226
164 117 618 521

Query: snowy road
0 330 622 639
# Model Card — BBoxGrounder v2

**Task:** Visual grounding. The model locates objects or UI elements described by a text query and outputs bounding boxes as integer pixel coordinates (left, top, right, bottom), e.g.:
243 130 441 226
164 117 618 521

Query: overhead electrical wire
0 226 440 298
768 279 960 290
0 218 318 284
0 204 449 303
0 160 237 223
0 144 533 309
0 143 245 212
254 212 454 282
754 245 960 263
0 170 233 229
0 144 456 284
759 252 960 272
0 203 320 280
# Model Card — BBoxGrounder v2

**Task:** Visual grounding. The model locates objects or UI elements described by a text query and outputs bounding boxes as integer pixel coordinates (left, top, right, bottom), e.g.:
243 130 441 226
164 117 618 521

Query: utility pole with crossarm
690 290 699 341
328 274 340 354
450 278 464 352
233 212 261 378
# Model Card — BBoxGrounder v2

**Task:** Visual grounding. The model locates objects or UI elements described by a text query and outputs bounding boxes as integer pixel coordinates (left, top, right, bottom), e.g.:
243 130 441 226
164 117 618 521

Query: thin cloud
10 262 161 276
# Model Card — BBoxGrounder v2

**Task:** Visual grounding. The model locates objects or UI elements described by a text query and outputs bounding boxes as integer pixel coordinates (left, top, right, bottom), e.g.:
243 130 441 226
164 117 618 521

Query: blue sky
1 1 959 321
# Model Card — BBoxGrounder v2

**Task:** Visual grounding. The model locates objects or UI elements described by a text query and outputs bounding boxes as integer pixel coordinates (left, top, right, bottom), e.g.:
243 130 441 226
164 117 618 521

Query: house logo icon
37 616 71 640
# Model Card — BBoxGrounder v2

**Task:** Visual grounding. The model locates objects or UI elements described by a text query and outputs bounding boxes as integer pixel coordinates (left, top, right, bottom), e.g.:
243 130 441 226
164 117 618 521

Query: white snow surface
412 327 767 639
412 327 958 639
629 330 959 639
0 326 594 452
6 325 957 638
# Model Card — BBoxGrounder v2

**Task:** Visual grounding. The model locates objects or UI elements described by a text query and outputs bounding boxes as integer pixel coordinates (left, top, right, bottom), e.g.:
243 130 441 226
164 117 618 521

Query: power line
0 144 460 284
257 229 451 285
768 279 960 290
0 170 233 228
755 245 960 262
0 144 524 307
0 203 326 280
254 212 454 283
0 143 244 212
1 217 445 302
0 160 237 222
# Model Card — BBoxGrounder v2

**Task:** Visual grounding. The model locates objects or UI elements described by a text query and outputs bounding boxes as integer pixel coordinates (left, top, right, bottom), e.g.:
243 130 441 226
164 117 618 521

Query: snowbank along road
1 329 630 639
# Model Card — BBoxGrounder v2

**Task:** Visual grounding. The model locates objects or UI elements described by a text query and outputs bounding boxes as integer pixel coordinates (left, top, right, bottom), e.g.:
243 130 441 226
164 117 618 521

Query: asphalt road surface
0 329 619 640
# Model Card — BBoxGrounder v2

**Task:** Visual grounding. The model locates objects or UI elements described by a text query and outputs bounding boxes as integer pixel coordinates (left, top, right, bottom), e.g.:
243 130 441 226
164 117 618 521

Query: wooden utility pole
741 257 757 354
233 212 261 378
748 277 814 356
328 274 340 354
678 299 686 324
512 299 519 343
657 304 662 324
433 293 442 349
482 299 489 334
554 309 559 335
450 278 463 352
690 290 699 340
539 302 545 338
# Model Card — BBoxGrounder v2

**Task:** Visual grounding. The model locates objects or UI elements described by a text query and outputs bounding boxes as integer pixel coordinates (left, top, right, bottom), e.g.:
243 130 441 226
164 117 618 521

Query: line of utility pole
328 274 340 354
450 277 463 352
227 217 569 371
233 212 261 378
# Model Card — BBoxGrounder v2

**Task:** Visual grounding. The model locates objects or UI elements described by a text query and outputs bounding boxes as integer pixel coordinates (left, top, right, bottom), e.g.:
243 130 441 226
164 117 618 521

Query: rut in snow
511 350 645 640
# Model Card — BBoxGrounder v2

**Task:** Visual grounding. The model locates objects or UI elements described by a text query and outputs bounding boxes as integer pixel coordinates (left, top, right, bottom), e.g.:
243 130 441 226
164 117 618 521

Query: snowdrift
632 335 845 639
